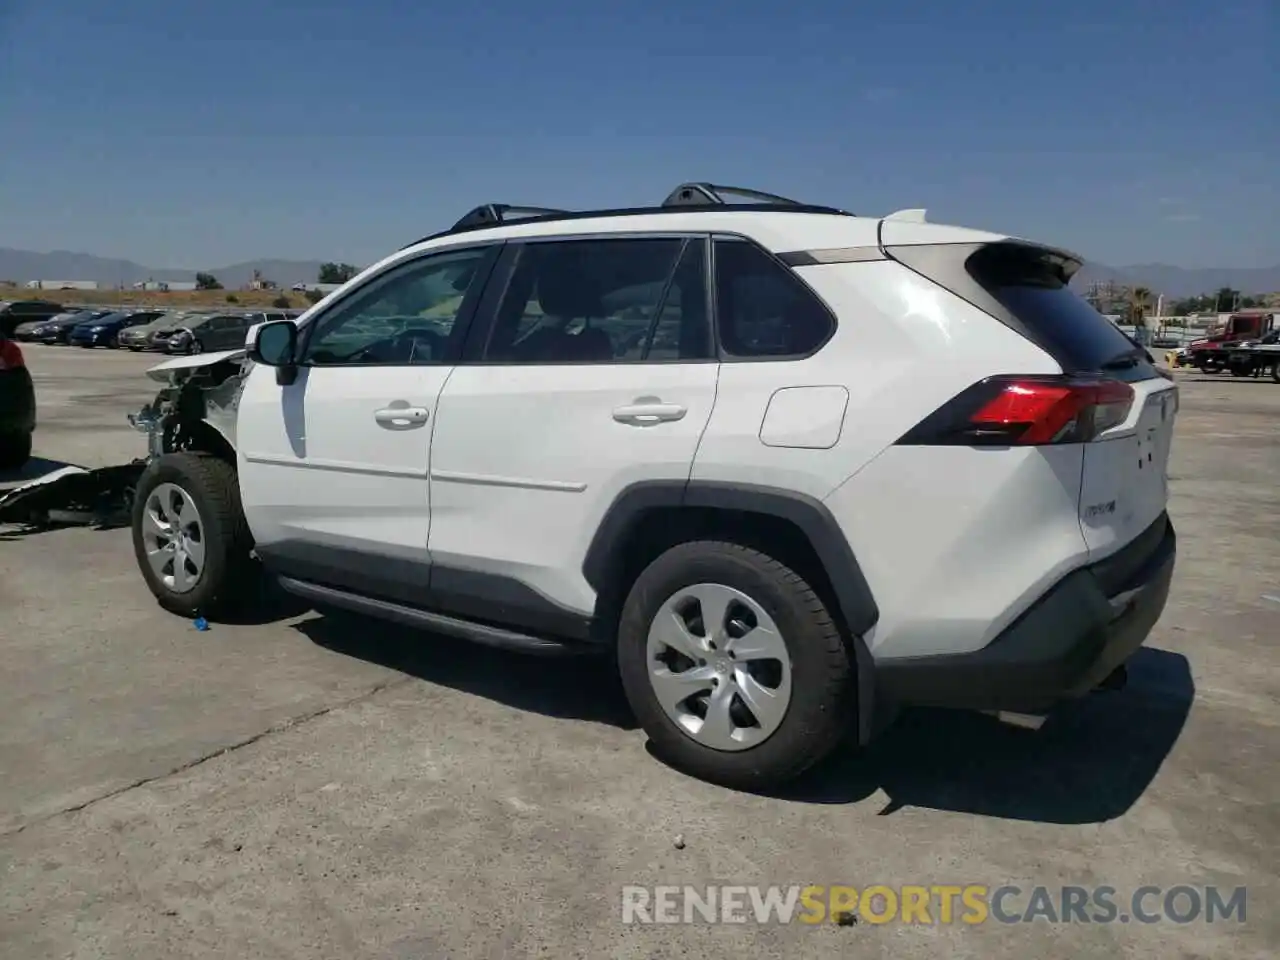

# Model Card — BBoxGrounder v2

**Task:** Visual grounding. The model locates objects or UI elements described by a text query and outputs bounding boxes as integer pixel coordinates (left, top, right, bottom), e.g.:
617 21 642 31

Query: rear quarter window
888 241 1156 380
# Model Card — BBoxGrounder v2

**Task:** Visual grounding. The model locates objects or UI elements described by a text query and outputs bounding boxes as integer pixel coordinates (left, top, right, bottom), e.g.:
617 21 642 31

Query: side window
303 247 491 366
482 237 711 364
714 238 835 358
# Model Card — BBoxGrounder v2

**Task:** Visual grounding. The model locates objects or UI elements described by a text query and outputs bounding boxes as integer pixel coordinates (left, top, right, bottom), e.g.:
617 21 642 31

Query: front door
236 244 500 605
427 236 719 624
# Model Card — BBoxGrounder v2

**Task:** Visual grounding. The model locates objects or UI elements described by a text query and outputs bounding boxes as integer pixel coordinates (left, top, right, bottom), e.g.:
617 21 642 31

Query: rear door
1078 377 1177 557
951 242 1179 560
426 235 719 621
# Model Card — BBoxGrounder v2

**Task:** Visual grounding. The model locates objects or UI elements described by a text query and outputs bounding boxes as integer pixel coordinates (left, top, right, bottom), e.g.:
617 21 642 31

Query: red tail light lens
0 339 25 371
898 376 1135 446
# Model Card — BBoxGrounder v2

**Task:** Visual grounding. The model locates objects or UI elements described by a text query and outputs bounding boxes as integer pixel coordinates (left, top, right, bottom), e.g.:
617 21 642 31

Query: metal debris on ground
0 461 146 529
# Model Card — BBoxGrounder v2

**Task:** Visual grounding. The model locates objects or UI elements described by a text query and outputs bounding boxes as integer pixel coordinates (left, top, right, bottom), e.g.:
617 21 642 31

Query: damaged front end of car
0 350 249 528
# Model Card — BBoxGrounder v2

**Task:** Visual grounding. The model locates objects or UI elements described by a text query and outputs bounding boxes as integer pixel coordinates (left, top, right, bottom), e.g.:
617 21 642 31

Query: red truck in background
1185 309 1278 373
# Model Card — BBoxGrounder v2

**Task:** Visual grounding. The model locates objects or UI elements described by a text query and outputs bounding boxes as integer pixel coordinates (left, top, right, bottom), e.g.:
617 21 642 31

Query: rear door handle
612 402 687 426
374 405 429 429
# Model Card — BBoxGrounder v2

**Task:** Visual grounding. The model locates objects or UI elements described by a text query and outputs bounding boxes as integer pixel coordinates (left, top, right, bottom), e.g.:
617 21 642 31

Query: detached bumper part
0 462 146 526
876 513 1176 714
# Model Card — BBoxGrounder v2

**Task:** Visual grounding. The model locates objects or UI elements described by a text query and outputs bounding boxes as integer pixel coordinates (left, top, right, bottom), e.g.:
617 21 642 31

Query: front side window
482 237 711 364
714 238 835 358
303 246 492 366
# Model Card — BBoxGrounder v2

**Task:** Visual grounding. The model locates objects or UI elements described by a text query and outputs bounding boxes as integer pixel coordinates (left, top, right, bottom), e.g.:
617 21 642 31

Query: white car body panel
235 363 451 572
426 362 719 615
144 349 246 381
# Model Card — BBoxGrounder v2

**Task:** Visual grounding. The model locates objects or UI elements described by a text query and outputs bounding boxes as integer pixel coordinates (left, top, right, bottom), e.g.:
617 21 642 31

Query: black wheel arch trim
584 479 880 638
584 479 880 744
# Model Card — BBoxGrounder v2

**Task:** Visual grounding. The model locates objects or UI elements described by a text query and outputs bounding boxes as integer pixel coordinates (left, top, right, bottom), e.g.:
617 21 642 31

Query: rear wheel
131 452 256 618
617 540 854 789
0 431 32 469
1272 362 1279 384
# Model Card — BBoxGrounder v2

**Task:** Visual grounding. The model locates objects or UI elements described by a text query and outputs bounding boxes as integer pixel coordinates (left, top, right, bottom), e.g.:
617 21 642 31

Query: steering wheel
390 328 445 363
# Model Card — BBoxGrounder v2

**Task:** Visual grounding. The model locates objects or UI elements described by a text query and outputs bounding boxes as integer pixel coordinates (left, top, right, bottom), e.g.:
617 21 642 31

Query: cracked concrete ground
1 345 1277 959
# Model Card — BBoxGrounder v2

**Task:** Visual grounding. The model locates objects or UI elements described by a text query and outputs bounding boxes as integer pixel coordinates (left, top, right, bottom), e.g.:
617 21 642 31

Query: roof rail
450 203 570 232
401 187 853 251
661 182 806 208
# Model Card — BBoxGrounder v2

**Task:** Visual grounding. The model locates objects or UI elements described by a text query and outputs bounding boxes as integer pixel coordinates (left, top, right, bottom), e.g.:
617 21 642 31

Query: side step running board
277 577 581 657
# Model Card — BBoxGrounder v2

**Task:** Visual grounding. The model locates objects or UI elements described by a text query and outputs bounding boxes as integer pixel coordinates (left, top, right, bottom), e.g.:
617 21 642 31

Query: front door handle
374 405 429 430
612 401 687 426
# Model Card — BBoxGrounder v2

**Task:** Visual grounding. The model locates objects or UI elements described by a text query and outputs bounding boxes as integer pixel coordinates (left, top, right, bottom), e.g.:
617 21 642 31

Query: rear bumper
0 367 36 433
875 513 1176 714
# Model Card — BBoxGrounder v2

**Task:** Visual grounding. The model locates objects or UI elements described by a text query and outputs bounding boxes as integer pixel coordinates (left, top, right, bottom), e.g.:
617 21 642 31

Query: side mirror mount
247 320 299 386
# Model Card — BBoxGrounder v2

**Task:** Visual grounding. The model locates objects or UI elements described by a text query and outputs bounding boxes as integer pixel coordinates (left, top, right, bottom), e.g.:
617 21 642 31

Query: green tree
225 293 239 303
272 294 293 309
1214 287 1240 312
195 272 223 291
1128 286 1153 325
304 288 325 305
318 262 360 284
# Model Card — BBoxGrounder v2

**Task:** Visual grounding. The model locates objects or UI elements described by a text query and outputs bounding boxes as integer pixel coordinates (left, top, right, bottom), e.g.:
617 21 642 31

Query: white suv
129 183 1179 789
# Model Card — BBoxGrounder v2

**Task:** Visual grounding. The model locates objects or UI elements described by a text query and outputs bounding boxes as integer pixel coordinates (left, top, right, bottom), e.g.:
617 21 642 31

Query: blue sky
0 0 1275 270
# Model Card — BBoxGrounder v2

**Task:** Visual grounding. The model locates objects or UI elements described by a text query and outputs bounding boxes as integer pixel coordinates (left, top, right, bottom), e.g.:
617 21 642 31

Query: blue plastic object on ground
193 616 209 632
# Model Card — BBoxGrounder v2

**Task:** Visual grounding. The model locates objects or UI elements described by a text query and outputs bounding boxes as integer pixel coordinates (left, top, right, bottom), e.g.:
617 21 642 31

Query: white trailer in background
25 279 99 291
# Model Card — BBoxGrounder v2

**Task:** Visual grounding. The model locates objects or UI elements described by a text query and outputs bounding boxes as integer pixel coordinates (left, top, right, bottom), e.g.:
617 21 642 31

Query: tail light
898 376 1134 446
0 339 25 371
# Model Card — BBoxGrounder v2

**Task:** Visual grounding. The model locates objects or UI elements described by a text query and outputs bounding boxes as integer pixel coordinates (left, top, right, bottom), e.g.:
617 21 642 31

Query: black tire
617 540 854 790
131 452 256 619
190 339 204 355
1271 363 1279 384
0 431 33 470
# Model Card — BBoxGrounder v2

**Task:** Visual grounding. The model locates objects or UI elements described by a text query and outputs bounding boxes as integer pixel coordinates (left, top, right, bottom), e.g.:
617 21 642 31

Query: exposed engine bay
0 350 250 527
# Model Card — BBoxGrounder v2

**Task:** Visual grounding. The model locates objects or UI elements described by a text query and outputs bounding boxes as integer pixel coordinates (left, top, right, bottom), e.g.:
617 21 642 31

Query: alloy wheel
646 582 793 751
140 482 206 593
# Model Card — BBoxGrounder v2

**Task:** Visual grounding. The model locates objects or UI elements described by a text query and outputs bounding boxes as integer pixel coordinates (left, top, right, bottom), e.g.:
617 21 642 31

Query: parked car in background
12 308 85 341
0 329 35 468
118 311 204 351
69 309 165 348
31 310 113 344
0 299 65 338
163 311 292 354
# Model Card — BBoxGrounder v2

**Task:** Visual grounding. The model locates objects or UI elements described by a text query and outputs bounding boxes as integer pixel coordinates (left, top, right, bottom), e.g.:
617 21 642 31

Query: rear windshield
964 243 1145 373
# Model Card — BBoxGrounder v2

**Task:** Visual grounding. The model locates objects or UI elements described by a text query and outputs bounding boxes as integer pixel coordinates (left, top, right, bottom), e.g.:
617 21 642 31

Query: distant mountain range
0 248 326 291
2 246 1278 300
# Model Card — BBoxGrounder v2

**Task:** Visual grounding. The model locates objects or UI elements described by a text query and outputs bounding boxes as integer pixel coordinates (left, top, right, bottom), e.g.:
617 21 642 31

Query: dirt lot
2 345 1277 959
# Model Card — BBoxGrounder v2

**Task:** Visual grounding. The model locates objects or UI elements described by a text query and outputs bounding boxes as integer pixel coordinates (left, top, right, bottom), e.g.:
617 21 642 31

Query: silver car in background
118 311 209 351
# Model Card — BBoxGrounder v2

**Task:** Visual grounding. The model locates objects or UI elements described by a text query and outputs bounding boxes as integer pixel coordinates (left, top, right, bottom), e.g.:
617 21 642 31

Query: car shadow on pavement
771 646 1194 824
295 613 638 728
300 609 1193 822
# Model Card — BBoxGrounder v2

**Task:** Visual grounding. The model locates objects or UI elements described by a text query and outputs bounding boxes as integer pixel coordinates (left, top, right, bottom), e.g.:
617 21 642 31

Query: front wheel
131 452 256 619
189 339 203 355
617 540 854 790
